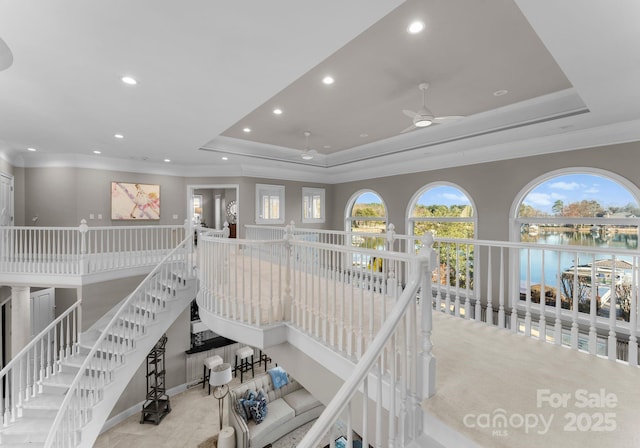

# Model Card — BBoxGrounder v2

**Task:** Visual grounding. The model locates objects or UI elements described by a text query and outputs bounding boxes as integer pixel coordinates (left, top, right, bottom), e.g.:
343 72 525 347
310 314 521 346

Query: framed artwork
111 182 160 220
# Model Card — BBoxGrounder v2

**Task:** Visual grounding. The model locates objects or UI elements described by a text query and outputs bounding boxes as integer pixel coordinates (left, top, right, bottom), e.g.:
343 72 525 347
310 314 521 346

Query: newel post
283 223 293 322
79 219 89 275
418 232 437 400
222 221 230 238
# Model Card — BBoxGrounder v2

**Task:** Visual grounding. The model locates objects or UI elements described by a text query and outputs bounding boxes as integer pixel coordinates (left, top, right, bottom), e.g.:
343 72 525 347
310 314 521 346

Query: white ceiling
1 1 640 184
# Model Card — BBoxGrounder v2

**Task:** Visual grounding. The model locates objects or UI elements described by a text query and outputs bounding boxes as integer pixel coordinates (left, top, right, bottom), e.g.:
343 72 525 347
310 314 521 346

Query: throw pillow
267 366 289 390
234 398 249 422
240 390 257 421
250 394 268 424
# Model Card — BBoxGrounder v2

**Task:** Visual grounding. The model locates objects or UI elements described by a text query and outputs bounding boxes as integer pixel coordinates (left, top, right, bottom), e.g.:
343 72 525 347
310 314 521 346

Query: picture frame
111 182 160 220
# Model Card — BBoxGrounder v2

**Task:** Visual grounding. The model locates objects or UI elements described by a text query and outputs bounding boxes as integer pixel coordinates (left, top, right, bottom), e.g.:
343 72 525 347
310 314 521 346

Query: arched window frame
509 167 640 315
344 189 388 233
406 182 477 239
510 167 640 241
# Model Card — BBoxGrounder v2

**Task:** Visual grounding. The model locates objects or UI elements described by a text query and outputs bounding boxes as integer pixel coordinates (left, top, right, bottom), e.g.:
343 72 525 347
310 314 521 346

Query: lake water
519 231 637 288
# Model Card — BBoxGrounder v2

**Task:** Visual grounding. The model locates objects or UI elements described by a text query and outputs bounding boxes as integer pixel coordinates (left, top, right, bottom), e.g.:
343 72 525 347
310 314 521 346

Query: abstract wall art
111 182 160 220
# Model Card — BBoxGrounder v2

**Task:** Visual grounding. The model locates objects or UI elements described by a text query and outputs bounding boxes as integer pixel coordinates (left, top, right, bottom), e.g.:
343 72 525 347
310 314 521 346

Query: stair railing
298 240 435 448
44 235 194 448
0 300 82 427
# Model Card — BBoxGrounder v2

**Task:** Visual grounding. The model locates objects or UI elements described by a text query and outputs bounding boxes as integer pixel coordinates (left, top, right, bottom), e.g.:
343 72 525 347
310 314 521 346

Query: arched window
513 170 640 325
407 183 476 239
345 190 387 251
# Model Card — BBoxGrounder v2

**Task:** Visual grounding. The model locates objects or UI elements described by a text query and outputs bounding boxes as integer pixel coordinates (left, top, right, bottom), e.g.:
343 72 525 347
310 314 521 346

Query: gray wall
331 142 640 241
20 167 187 227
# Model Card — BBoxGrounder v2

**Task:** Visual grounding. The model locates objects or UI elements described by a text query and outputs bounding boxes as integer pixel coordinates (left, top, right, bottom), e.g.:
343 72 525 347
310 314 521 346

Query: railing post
79 219 89 275
418 233 437 401
283 223 293 321
386 223 396 252
222 221 230 238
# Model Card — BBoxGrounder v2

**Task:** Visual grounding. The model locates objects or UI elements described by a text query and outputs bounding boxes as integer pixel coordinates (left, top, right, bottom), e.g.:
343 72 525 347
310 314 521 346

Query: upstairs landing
425 312 640 448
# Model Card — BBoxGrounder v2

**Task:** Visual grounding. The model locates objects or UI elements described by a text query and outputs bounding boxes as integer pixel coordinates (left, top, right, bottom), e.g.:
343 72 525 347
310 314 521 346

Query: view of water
519 230 638 289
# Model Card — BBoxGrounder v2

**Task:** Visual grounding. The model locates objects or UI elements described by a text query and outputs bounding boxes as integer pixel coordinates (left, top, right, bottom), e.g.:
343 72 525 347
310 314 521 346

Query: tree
552 200 564 215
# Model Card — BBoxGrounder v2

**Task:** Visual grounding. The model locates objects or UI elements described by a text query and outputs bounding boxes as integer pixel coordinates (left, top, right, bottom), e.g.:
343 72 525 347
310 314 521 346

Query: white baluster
486 248 493 326
607 256 618 360
588 256 598 355
464 244 471 320
445 244 451 314
498 247 505 329
539 249 546 341
554 253 563 345
629 257 638 366
454 242 461 317
525 248 532 337
475 245 482 322
571 255 579 350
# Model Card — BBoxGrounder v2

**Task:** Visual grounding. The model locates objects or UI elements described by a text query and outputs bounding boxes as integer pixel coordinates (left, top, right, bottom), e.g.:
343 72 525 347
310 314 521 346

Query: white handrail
0 222 186 276
44 235 193 447
297 255 430 447
0 300 81 426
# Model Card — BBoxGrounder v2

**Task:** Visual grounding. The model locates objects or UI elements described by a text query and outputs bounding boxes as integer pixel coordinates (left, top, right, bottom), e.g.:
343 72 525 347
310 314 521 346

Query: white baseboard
99 383 188 434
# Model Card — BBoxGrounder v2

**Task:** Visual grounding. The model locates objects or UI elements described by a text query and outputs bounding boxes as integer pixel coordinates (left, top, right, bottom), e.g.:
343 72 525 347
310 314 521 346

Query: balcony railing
244 222 640 367
199 226 437 445
0 220 188 278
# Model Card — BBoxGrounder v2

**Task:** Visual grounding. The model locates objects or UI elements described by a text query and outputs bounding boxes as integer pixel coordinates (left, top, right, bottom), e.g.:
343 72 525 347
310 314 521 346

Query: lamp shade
209 363 232 387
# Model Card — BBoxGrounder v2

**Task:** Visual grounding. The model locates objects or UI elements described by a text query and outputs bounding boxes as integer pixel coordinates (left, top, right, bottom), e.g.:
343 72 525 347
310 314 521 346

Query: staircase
0 241 196 448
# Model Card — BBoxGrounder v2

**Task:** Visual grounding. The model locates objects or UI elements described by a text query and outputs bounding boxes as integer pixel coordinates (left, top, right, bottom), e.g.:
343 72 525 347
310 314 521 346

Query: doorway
186 184 239 235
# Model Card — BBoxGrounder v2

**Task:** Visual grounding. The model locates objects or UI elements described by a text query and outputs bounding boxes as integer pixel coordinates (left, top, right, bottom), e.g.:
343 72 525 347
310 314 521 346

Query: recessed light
164 158 171 163
243 127 251 133
360 133 369 138
27 147 37 152
323 145 332 149
322 75 334 85
114 133 124 139
121 76 137 85
493 89 508 97
273 108 283 115
407 20 425 34
221 156 228 161
93 150 101 154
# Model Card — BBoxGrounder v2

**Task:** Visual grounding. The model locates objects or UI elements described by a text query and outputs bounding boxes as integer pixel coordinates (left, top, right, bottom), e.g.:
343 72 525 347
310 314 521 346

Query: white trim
508 168 640 310
301 187 325 224
255 183 285 225
509 167 640 220
405 181 478 238
186 183 240 232
344 189 387 232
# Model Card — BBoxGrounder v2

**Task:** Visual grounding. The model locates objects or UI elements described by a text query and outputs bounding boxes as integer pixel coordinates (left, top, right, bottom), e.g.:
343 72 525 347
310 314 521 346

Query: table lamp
209 363 232 429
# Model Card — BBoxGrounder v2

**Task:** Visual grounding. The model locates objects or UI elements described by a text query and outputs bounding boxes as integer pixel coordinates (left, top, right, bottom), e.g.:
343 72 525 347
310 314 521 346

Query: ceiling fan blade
402 109 418 119
433 115 465 123
400 124 417 134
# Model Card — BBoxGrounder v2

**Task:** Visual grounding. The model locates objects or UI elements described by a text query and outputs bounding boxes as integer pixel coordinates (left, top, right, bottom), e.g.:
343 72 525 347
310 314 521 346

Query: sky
416 185 471 207
354 175 637 214
523 173 637 214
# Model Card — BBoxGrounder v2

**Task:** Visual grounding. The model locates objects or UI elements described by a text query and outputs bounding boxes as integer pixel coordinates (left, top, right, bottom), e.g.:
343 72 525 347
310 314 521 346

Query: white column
11 285 30 358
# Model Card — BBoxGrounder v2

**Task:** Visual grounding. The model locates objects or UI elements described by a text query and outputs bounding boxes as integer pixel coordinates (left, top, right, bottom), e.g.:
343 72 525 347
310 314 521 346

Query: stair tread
40 371 76 388
1 416 53 434
0 444 45 448
21 393 64 409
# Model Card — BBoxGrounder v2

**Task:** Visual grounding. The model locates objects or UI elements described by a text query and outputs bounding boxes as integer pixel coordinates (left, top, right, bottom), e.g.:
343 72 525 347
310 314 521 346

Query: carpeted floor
424 311 640 448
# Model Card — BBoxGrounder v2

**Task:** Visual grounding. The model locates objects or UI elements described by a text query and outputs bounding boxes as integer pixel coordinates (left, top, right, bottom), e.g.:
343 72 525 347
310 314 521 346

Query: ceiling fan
401 82 464 133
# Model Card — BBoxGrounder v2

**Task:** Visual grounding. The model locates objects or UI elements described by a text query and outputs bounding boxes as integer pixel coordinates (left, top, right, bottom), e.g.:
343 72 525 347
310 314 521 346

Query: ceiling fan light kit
401 81 464 133
301 131 316 160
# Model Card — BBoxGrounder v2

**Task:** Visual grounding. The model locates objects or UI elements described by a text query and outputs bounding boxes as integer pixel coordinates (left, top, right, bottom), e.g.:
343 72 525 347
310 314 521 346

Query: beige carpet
425 312 640 448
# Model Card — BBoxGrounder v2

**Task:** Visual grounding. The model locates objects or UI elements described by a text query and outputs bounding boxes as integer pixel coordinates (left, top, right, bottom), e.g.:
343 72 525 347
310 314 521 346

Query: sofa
228 368 324 448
